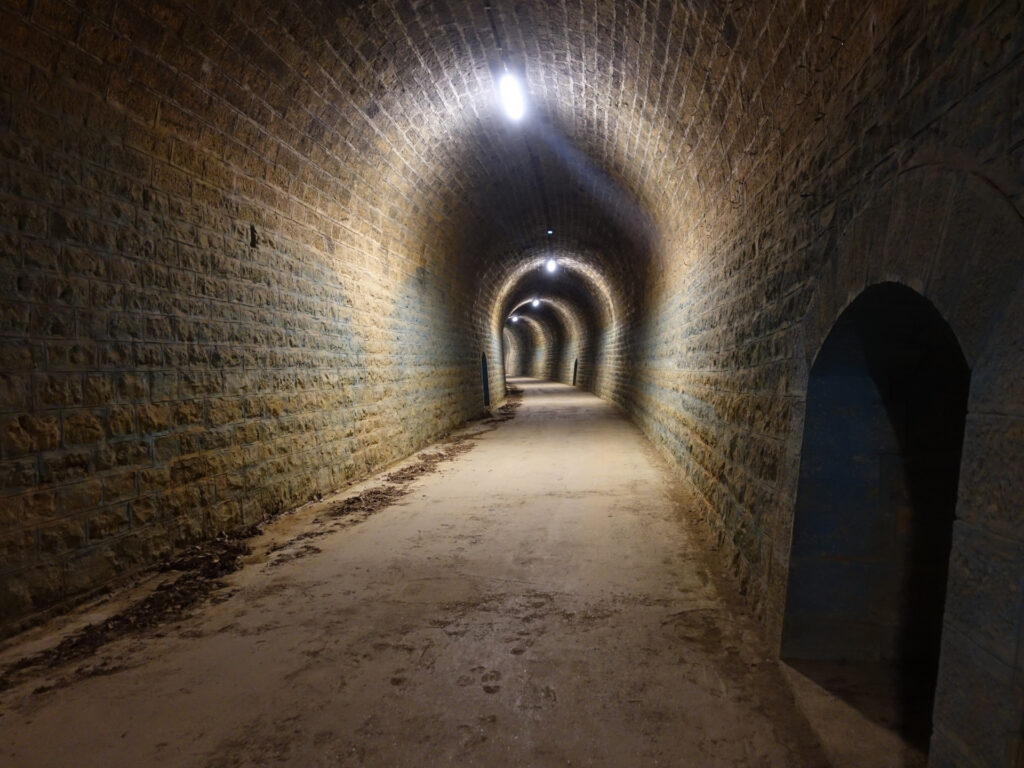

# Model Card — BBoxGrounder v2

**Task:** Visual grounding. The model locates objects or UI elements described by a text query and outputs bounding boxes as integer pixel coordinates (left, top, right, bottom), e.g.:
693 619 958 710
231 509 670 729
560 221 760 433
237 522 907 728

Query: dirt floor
0 379 832 767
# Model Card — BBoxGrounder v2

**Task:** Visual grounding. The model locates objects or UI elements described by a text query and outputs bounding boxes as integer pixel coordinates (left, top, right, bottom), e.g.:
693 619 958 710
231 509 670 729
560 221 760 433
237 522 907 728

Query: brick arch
505 314 556 381
480 248 629 405
508 298 587 386
0 2 1016 698
801 165 1024 372
780 164 1024 764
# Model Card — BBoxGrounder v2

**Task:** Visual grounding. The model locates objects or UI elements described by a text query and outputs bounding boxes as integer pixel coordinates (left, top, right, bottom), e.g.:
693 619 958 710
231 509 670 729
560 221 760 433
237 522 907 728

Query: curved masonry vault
0 1 1021 763
488 251 617 393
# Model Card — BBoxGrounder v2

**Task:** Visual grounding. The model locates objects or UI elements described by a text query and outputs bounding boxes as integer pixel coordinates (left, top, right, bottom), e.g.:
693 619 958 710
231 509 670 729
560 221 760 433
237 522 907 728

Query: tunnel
0 2 1022 766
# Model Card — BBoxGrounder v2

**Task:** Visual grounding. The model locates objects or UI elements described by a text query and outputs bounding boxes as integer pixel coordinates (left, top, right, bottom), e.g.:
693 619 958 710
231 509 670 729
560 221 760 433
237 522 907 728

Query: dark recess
782 283 969 751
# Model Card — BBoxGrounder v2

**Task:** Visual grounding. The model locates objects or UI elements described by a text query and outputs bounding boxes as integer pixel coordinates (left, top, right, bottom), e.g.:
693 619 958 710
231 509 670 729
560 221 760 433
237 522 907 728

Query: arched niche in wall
778 165 1024 766
782 282 968 751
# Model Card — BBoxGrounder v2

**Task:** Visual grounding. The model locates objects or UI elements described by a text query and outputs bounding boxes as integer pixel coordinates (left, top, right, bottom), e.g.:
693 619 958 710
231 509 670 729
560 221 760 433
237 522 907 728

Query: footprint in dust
389 667 409 687
456 723 488 748
481 669 501 694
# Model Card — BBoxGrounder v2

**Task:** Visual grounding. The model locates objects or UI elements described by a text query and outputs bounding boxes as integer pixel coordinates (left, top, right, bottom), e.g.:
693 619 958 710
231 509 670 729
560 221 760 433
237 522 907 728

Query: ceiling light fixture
545 258 557 273
498 73 526 121
531 298 540 308
510 315 519 323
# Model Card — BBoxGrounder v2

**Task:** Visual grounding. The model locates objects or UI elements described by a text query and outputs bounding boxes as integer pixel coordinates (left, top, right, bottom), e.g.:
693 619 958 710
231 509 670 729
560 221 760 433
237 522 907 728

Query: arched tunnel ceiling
246 0 889 313
503 268 602 340
506 269 600 320
324 0 665 265
4 8 1022 752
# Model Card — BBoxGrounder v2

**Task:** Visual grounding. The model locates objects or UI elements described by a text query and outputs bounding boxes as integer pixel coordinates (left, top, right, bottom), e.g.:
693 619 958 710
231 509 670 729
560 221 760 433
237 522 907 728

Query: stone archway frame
774 164 1024 766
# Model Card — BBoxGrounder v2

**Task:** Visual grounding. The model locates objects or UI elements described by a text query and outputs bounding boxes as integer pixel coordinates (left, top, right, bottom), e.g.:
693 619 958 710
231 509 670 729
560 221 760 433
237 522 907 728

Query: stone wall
0 0 484 631
621 5 1024 764
501 328 521 378
0 1 1020 762
792 168 1024 765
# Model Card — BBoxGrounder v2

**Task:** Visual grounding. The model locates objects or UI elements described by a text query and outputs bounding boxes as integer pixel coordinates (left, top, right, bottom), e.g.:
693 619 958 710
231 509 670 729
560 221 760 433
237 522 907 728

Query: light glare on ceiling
545 259 557 273
499 73 526 121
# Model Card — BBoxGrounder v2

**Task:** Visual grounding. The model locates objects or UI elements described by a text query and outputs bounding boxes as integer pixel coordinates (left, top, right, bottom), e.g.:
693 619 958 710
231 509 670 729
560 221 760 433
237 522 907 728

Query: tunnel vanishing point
0 1 1022 766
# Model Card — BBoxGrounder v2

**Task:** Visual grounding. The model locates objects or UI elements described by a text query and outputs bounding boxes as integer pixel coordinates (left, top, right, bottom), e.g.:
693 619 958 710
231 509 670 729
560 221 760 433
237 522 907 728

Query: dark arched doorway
573 358 578 386
782 283 969 752
481 352 490 407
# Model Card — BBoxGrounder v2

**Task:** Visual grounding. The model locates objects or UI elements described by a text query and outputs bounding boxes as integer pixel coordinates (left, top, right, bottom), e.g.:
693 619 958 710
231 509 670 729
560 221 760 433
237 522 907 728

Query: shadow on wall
783 283 969 751
503 328 522 377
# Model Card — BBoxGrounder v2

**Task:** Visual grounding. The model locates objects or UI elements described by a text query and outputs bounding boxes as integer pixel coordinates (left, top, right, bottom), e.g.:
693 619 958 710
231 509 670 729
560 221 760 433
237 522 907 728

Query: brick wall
0 0 489 629
611 3 1024 763
1 1 1020 762
500 327 521 378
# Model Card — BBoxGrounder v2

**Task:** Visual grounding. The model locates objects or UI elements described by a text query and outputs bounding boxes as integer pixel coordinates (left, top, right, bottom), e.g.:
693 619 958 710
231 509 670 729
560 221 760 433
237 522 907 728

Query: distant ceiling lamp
546 229 553 235
531 298 540 307
545 258 557 273
510 315 519 322
498 73 526 121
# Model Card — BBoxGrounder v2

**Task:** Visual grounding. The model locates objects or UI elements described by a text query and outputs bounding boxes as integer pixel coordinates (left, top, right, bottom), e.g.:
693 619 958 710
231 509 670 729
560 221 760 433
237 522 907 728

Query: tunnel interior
782 283 970 750
495 258 612 394
0 1 1021 764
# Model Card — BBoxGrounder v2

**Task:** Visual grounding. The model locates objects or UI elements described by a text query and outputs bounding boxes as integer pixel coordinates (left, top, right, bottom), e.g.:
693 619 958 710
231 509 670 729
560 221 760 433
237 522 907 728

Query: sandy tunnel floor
0 379 827 767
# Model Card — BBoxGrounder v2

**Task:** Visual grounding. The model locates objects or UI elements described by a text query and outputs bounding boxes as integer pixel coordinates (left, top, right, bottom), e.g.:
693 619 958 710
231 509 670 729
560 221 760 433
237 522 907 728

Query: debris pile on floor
322 486 411 520
267 543 323 567
386 453 446 483
386 431 494 485
485 386 523 424
0 530 254 690
439 440 474 459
